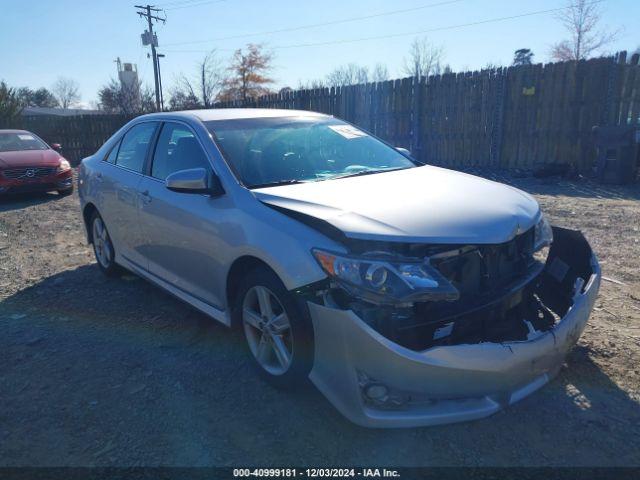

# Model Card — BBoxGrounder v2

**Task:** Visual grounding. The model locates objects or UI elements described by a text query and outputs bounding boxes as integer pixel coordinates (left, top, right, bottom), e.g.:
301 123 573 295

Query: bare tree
140 85 156 113
325 63 370 87
176 50 224 108
303 62 387 89
219 44 274 102
52 77 81 109
297 79 327 90
168 89 201 111
97 78 155 115
402 37 444 78
370 63 389 83
550 0 619 61
484 62 503 71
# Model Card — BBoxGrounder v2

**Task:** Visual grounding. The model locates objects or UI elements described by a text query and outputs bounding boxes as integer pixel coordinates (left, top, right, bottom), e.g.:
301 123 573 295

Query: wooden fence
18 52 640 171
18 114 133 165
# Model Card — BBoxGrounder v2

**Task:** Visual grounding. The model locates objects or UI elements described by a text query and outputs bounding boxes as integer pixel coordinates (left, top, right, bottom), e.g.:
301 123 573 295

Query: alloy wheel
92 217 113 269
242 286 293 376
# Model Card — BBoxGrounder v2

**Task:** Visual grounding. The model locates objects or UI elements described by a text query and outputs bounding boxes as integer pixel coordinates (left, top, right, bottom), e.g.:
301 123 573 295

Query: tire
90 211 121 277
58 186 74 197
233 267 314 389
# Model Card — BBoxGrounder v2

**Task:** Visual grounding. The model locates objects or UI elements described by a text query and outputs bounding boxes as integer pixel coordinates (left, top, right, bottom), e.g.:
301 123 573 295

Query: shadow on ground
1 264 639 467
0 192 64 213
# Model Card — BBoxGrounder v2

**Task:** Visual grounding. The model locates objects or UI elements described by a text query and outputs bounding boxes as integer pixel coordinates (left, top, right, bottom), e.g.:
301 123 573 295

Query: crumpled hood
254 165 540 244
0 149 61 168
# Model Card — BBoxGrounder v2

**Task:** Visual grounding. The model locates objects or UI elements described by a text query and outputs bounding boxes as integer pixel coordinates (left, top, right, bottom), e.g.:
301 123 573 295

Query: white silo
116 58 141 110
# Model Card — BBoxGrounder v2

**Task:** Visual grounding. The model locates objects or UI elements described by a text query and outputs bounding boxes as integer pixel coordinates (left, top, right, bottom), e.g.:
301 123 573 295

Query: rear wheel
90 212 120 277
234 267 314 388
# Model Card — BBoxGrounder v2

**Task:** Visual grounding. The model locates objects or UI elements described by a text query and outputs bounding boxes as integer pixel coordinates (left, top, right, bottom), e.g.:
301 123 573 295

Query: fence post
411 76 423 160
602 53 621 127
490 68 507 167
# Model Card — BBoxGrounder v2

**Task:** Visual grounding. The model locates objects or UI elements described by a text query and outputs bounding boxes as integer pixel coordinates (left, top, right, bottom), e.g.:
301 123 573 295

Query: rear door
98 121 158 269
137 121 225 308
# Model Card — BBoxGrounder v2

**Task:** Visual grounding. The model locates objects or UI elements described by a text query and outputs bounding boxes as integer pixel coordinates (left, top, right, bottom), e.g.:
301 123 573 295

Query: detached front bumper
307 229 601 428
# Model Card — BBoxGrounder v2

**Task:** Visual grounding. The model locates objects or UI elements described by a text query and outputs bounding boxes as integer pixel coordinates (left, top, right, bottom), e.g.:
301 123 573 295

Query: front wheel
90 212 120 277
234 268 314 388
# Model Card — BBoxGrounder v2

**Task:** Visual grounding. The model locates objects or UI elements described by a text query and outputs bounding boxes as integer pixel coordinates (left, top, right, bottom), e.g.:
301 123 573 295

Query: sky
0 0 638 107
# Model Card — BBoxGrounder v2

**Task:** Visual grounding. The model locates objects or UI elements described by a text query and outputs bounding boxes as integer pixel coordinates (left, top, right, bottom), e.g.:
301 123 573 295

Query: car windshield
205 117 418 188
0 132 49 152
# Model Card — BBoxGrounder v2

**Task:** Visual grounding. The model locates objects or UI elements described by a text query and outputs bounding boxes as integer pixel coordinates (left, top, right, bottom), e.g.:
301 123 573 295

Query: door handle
140 190 152 205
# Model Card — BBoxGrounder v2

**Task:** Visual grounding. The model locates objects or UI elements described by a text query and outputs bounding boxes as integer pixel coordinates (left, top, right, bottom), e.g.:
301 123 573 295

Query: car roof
0 129 33 134
141 108 331 122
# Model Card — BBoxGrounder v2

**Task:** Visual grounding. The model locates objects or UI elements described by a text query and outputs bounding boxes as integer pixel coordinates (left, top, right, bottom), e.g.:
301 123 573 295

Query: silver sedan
78 109 600 427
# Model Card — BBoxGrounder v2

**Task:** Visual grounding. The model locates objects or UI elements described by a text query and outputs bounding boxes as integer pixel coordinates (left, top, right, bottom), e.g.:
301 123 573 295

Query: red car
0 129 74 196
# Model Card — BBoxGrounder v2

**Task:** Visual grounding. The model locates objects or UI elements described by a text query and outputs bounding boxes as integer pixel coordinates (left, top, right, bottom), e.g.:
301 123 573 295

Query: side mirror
51 143 62 152
165 168 224 197
395 147 412 157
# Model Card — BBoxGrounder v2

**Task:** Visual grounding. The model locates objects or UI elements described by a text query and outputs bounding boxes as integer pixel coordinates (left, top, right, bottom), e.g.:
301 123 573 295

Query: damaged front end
298 226 600 427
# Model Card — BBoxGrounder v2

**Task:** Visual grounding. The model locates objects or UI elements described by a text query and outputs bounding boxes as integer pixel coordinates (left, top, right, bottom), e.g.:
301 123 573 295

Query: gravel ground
0 173 639 467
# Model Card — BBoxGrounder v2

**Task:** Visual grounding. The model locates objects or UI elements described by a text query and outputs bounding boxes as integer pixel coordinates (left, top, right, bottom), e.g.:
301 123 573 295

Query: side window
151 123 210 180
104 140 120 164
115 123 157 173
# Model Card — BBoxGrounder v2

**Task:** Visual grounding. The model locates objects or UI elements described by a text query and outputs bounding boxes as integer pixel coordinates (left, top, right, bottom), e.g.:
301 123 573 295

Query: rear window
115 123 157 173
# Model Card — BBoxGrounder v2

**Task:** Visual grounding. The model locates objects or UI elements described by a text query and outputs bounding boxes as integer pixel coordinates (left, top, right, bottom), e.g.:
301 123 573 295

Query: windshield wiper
249 179 307 189
328 167 412 181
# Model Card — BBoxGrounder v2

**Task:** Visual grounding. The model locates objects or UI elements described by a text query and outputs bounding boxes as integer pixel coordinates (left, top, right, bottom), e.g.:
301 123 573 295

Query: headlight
57 159 71 173
312 249 459 305
533 214 553 263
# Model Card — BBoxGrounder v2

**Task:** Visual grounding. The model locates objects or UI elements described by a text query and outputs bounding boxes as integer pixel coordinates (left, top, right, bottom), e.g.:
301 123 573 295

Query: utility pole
136 5 165 111
157 53 166 111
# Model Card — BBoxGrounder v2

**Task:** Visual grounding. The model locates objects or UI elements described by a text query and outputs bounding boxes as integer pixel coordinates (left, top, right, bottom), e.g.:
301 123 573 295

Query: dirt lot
0 173 639 467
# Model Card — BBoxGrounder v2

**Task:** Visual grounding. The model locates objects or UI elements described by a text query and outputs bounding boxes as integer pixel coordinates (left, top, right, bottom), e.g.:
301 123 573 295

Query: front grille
1 166 57 179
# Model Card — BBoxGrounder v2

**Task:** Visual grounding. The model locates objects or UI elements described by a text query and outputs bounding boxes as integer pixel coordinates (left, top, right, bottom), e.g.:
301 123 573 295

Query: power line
163 0 465 47
163 0 227 11
157 0 214 7
163 1 607 54
158 0 199 6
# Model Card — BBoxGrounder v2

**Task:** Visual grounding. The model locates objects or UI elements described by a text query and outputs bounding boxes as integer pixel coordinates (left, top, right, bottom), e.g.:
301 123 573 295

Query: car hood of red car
0 149 62 168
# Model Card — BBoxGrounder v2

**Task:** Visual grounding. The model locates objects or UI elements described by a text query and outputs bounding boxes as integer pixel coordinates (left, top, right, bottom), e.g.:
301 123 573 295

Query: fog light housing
364 383 389 401
358 371 409 410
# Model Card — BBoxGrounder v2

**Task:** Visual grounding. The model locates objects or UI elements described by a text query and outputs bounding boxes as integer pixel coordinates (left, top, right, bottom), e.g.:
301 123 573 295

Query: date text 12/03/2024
233 469 401 478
